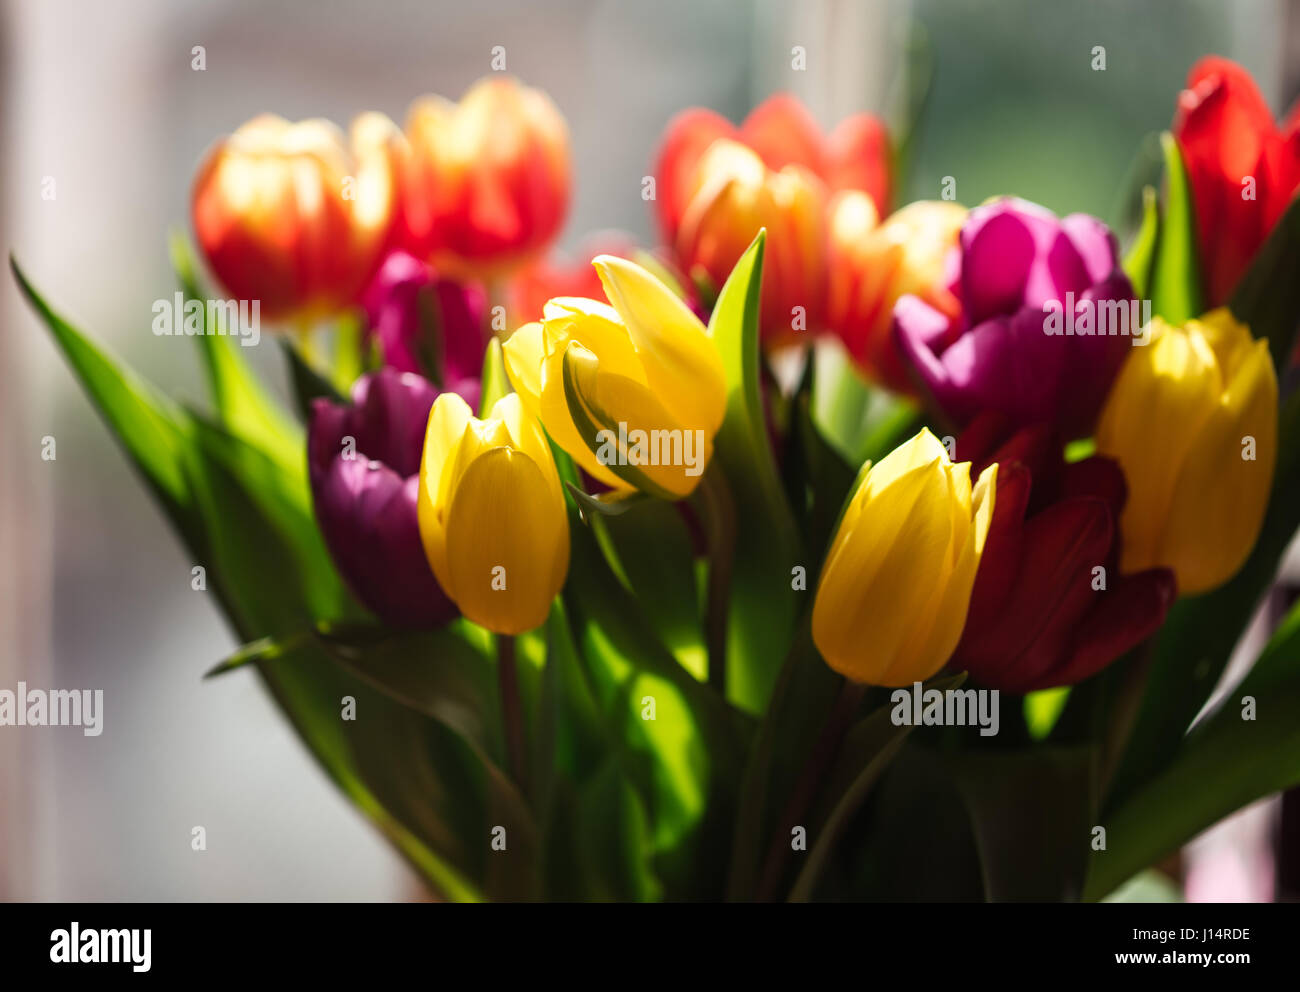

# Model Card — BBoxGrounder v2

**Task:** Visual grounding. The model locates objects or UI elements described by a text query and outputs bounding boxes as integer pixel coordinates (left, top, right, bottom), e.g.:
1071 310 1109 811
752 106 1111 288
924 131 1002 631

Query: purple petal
314 458 455 629
1062 213 1121 285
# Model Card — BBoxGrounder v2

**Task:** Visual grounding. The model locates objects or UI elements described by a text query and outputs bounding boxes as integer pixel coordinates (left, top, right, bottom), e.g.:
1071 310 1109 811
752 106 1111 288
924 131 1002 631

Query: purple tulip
308 368 457 629
361 251 487 412
894 197 1137 438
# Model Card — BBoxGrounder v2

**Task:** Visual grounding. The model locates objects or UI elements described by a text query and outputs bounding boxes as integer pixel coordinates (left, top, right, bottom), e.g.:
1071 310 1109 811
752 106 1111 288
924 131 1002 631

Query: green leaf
1148 131 1204 324
810 340 917 468
1122 185 1160 302
707 231 803 711
478 337 511 417
785 368 857 565
561 513 748 898
1085 596 1300 901
590 498 706 680
170 233 301 463
14 263 533 900
281 338 345 421
1231 192 1300 371
12 256 199 547
725 619 845 900
564 481 649 519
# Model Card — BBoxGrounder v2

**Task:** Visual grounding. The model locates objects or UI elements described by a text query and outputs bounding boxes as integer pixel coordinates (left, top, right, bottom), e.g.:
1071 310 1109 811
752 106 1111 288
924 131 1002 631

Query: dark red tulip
950 413 1176 694
308 368 459 629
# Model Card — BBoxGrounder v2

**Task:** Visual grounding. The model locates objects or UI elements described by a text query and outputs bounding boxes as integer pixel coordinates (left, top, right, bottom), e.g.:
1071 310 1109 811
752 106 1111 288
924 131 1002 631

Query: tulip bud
402 76 570 281
813 429 997 686
192 112 402 322
502 254 727 499
826 195 966 392
308 369 457 629
894 197 1136 438
417 392 569 635
673 139 827 343
1174 57 1300 306
1095 309 1277 595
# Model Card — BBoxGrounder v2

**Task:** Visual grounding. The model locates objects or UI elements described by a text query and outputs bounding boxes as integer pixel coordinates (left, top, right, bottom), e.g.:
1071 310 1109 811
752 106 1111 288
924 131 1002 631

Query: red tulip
1173 56 1300 306
950 413 1176 694
402 77 571 282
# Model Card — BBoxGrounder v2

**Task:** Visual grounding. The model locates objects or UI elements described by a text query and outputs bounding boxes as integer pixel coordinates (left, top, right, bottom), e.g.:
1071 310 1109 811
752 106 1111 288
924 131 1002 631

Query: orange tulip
655 93 890 342
673 139 828 343
402 76 570 281
191 112 402 322
825 194 966 391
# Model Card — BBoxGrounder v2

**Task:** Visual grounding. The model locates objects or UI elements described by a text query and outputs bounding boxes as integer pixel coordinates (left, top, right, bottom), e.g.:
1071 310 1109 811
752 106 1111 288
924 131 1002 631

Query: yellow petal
493 391 563 510
1098 322 1219 573
538 342 631 490
417 392 474 592
593 254 728 435
880 463 997 686
559 342 711 499
444 447 570 634
813 455 955 683
1161 338 1277 593
503 321 546 411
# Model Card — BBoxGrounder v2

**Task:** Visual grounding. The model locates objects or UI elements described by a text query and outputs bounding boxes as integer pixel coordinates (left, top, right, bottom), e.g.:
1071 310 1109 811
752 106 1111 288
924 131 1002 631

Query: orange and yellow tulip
191 112 401 322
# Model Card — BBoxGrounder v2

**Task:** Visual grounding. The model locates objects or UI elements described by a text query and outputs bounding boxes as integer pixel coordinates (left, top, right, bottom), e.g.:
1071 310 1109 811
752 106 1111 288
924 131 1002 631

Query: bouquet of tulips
14 59 1300 903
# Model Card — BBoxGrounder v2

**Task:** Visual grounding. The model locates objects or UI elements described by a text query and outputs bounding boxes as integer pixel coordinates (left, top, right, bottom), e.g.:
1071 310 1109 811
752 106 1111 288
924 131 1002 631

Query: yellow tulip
1095 308 1277 595
812 429 997 686
416 391 569 635
503 254 727 499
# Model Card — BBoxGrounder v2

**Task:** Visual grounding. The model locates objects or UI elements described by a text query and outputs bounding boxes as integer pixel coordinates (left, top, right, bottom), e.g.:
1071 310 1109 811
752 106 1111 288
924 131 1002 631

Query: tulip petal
1160 338 1277 593
739 93 827 177
885 461 997 686
593 255 727 435
559 342 711 499
417 391 474 591
444 447 569 635
1045 568 1177 690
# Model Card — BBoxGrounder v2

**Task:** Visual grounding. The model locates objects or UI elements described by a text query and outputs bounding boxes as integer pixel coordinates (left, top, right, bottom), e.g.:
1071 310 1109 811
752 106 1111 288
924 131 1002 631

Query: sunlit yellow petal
444 447 569 634
593 254 728 434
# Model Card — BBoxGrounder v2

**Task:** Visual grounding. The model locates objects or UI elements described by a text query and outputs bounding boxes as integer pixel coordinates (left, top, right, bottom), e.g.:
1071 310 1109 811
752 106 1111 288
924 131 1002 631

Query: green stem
497 635 527 795
695 464 736 698
754 677 866 902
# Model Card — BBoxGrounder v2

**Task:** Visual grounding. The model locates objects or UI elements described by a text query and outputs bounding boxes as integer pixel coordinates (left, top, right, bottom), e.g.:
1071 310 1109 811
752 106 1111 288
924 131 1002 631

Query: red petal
1174 56 1281 304
825 113 891 215
740 93 826 177
1046 568 1178 688
653 107 736 239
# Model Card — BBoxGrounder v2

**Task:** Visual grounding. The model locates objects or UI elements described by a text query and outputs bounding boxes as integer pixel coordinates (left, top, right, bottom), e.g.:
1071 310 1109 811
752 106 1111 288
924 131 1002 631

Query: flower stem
696 464 736 698
755 677 866 902
497 634 528 795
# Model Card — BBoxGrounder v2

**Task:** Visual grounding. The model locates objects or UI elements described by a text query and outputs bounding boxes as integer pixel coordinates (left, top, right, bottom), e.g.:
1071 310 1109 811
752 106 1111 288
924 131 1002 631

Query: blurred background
1 0 1297 900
